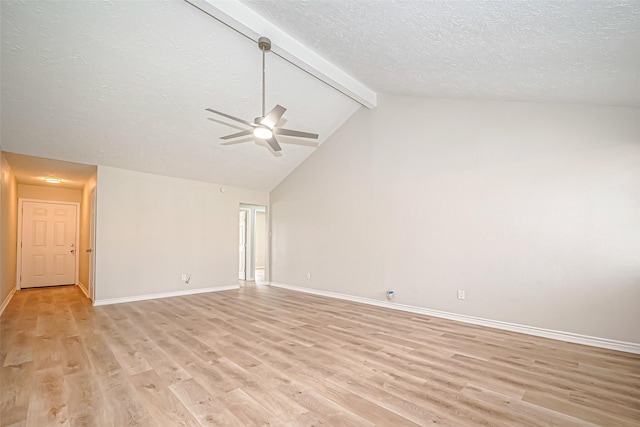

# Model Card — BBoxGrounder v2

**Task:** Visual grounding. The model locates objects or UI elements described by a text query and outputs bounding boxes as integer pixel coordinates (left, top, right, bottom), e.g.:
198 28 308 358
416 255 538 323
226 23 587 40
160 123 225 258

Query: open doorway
239 204 267 283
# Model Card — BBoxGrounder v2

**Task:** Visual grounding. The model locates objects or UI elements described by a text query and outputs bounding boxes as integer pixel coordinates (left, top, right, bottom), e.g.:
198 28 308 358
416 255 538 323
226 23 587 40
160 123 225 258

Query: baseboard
93 285 239 306
77 282 89 299
0 289 17 316
268 282 640 355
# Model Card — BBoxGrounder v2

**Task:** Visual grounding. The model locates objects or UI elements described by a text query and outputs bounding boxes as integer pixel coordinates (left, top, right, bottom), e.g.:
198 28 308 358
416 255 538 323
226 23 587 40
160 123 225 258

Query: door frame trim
16 198 81 290
239 203 268 283
238 209 248 281
88 187 97 302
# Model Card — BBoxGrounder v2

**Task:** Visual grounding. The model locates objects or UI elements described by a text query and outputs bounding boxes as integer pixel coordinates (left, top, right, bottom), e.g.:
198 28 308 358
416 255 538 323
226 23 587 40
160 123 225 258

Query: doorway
239 204 267 283
17 199 79 288
239 210 247 280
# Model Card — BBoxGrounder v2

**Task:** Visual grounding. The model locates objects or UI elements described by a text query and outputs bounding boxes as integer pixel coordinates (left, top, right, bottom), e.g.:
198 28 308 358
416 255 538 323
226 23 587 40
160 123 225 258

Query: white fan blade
265 135 282 151
260 105 286 129
274 128 319 139
220 129 253 140
206 108 254 127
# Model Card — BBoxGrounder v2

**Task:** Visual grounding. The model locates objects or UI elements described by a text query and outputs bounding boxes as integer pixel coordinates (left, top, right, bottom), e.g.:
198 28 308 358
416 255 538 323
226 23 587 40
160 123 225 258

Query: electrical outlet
181 274 187 281
306 273 311 279
386 290 395 301
457 290 465 300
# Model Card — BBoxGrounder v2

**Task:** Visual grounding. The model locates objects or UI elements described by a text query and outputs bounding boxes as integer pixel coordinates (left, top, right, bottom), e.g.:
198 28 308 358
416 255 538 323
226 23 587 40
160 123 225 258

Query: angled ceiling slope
3 152 96 190
240 0 640 107
0 0 363 192
184 0 377 108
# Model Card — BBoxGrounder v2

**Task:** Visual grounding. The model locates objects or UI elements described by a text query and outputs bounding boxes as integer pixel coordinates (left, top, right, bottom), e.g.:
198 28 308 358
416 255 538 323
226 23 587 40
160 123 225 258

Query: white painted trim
78 282 89 299
239 207 252 281
183 0 377 108
0 289 17 316
87 186 97 302
268 282 640 355
93 285 240 306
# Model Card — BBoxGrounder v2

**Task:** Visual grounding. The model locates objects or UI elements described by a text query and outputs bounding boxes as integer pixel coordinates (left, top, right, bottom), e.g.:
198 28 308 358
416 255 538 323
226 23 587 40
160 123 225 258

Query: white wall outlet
457 290 465 300
181 274 187 281
306 273 311 279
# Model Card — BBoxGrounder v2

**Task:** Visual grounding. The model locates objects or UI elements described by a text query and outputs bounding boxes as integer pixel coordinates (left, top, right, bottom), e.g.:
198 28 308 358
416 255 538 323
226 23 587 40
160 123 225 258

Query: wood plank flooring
1 284 639 426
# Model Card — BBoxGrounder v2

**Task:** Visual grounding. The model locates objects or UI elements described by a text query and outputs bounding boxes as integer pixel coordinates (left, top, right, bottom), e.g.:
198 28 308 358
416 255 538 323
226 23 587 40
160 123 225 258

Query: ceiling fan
206 37 319 152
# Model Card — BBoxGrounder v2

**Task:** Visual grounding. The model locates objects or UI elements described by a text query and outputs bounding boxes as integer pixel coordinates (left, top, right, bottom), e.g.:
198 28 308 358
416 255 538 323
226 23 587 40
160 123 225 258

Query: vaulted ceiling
1 0 361 191
241 0 640 106
2 1 638 192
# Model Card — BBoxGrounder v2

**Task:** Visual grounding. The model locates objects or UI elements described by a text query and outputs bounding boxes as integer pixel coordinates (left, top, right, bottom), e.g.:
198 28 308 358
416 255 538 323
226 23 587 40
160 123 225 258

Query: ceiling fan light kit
206 36 319 153
253 126 273 140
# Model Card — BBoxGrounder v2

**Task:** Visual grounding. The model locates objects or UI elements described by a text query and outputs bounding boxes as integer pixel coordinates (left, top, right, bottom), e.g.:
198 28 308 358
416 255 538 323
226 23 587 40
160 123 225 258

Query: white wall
270 96 640 344
95 166 268 300
17 184 82 203
0 152 18 305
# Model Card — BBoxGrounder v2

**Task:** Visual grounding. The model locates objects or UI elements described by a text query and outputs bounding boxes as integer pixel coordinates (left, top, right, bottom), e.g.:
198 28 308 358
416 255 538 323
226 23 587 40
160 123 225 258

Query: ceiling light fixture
44 177 61 184
253 126 273 140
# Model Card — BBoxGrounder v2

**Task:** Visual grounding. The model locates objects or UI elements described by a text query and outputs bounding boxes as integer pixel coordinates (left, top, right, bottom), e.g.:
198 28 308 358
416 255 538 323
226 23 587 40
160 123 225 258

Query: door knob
85 249 92 253
70 249 75 254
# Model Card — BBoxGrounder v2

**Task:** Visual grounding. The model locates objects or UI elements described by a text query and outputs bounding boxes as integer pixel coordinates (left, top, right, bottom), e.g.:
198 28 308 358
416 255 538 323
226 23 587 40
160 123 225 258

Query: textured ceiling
241 0 640 106
3 1 638 194
1 1 360 192
3 152 96 189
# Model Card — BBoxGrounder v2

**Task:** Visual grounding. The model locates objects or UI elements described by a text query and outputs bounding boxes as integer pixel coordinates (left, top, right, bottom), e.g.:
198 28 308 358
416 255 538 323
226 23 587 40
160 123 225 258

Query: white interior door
20 201 77 288
239 210 247 280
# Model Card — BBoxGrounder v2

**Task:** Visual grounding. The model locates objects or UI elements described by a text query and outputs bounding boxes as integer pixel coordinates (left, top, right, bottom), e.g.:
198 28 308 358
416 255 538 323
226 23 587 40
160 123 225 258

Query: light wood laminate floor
1 284 639 426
